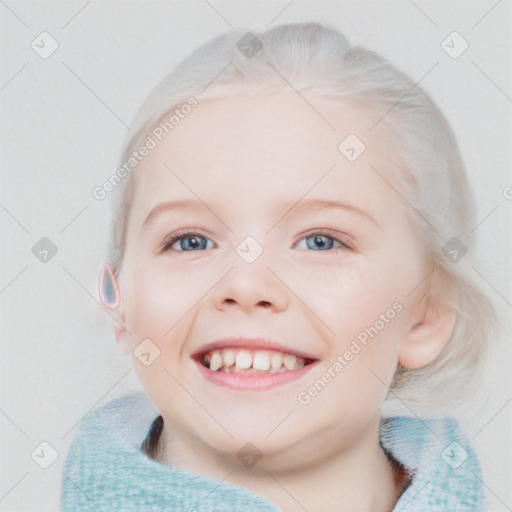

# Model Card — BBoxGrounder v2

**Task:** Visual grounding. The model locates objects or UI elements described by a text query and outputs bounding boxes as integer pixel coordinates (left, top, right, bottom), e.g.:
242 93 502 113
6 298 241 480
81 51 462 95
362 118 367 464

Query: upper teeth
203 349 307 373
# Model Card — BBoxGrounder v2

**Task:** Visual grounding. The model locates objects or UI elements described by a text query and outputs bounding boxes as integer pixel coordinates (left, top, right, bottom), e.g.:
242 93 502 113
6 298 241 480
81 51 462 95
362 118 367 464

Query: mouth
192 340 318 391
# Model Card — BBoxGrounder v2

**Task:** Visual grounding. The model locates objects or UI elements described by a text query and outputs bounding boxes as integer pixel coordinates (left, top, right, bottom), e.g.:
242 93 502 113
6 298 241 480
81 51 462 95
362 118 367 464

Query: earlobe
399 294 457 370
99 264 120 309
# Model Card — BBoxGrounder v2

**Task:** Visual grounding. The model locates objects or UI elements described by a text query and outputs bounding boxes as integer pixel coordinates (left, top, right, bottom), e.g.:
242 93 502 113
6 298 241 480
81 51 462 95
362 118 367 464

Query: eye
294 230 352 251
160 229 353 253
161 231 215 252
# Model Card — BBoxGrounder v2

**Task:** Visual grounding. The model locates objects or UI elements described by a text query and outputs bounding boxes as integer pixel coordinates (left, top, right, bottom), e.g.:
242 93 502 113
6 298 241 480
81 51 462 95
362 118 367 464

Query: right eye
161 231 215 252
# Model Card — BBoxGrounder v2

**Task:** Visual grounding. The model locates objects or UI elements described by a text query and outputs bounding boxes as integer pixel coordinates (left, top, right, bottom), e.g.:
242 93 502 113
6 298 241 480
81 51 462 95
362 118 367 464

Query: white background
1 1 511 510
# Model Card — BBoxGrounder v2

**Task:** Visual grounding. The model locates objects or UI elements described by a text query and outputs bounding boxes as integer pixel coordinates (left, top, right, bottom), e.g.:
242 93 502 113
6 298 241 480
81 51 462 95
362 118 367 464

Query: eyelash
160 228 353 253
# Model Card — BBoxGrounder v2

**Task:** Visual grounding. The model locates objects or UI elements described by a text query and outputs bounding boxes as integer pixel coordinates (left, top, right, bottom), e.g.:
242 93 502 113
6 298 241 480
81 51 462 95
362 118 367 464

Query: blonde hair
107 22 497 417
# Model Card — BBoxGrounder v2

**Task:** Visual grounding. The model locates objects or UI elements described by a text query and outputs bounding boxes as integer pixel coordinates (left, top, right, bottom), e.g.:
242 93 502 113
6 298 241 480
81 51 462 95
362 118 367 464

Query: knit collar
65 391 484 511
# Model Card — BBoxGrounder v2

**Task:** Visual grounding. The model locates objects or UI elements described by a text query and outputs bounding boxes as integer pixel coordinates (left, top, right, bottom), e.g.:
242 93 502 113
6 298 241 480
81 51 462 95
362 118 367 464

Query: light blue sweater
60 391 485 511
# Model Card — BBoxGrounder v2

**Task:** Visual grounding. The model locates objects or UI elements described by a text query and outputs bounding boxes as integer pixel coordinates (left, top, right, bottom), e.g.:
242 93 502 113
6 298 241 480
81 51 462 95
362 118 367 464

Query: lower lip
194 359 317 391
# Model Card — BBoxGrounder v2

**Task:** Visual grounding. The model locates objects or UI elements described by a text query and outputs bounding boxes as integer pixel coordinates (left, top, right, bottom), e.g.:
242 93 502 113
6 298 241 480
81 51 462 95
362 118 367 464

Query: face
117 91 432 469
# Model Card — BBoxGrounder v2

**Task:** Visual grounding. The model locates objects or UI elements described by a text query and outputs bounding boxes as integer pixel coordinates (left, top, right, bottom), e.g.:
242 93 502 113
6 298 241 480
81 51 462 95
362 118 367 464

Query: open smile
192 341 319 391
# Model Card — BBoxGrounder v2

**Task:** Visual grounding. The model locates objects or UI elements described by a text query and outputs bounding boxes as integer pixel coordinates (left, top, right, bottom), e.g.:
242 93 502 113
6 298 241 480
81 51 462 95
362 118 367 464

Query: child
61 22 496 511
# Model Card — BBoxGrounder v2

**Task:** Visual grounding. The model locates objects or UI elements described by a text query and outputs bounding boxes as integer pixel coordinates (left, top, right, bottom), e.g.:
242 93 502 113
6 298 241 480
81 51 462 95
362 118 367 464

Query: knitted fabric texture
60 391 485 511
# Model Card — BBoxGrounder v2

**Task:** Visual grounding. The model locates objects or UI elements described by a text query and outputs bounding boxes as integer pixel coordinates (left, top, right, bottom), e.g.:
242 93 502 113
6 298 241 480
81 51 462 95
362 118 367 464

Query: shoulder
60 391 160 511
381 415 476 463
382 416 486 511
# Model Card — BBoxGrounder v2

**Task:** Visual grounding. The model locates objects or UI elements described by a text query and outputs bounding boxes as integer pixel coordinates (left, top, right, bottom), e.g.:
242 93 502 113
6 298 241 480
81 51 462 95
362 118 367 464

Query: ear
399 288 457 370
99 264 130 356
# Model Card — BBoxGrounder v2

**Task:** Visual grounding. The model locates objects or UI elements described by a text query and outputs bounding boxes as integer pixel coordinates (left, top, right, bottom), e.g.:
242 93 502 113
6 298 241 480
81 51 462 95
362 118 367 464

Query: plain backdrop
1 1 511 510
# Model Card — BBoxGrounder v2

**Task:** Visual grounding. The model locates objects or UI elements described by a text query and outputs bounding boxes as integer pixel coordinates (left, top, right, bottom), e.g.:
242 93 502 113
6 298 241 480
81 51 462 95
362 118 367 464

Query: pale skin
106 90 456 512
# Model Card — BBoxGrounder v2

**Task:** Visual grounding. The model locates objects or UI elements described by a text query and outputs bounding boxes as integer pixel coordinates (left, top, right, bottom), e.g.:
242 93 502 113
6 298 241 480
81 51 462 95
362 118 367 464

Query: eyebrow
141 197 379 230
283 198 379 227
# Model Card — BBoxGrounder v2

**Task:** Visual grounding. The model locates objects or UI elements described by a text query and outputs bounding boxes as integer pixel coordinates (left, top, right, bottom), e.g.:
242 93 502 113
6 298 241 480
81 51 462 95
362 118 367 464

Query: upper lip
191 337 319 361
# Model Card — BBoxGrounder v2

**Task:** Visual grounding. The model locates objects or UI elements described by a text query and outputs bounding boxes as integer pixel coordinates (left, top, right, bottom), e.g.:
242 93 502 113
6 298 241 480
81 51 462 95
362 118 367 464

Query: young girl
60 22 496 511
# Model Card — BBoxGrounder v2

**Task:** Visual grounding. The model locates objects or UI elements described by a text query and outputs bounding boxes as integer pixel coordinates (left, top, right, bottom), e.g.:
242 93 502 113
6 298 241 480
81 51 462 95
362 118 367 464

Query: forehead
130 91 399 224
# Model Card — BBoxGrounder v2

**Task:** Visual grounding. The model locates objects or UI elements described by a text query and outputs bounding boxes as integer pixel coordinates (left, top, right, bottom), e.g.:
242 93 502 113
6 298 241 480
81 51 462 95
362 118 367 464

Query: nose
210 259 290 315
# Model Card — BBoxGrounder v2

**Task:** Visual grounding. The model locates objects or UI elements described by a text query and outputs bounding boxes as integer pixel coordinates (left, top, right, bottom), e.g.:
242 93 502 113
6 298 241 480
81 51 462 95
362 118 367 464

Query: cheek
288 255 405 341
122 265 197 406
287 253 410 389
277 261 405 424
125 262 200 337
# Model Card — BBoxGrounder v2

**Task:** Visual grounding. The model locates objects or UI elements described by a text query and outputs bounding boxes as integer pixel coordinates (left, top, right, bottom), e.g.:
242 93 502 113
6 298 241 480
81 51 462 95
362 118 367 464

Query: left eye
294 232 350 251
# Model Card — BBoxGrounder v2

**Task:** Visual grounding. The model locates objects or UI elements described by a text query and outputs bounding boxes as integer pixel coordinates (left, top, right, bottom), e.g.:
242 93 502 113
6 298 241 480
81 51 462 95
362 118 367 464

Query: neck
152 415 409 512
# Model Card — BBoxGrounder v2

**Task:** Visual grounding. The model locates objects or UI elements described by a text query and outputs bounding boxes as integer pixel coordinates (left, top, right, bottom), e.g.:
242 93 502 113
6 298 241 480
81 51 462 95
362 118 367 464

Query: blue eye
300 234 338 250
294 231 351 251
162 233 214 252
161 230 352 253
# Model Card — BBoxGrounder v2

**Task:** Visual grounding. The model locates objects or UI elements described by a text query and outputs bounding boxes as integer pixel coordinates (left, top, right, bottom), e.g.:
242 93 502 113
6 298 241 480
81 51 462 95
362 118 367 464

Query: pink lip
191 337 317 361
194 358 318 391
191 337 319 391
